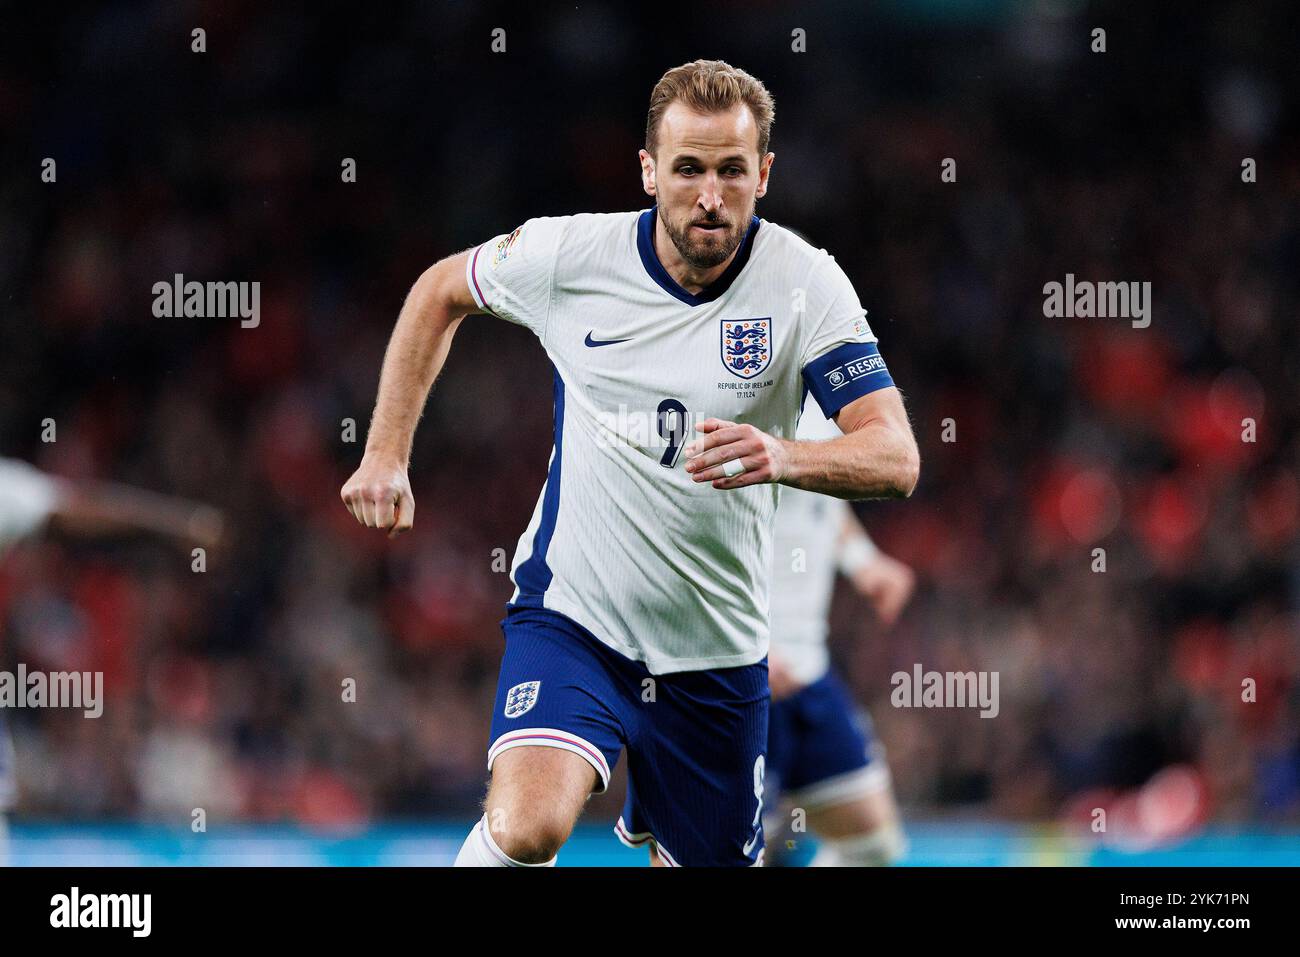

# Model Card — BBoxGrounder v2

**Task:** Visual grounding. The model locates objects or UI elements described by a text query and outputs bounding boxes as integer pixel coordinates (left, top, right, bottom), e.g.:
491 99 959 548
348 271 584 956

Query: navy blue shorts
487 607 769 867
766 670 890 810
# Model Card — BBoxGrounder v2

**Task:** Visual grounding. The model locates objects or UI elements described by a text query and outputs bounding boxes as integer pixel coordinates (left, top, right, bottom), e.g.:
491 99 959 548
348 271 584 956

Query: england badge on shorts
721 318 772 379
504 680 541 719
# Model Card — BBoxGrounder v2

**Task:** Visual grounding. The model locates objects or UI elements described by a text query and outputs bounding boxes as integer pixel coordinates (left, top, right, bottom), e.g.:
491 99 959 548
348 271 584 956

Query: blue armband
801 341 895 417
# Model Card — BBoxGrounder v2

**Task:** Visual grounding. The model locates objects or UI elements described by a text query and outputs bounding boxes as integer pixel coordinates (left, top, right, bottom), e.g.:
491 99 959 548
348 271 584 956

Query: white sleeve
798 254 896 419
463 216 571 338
0 459 60 550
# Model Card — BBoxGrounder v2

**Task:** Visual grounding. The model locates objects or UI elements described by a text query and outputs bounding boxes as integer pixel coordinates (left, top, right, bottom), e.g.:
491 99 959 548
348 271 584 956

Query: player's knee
490 809 573 864
484 746 596 862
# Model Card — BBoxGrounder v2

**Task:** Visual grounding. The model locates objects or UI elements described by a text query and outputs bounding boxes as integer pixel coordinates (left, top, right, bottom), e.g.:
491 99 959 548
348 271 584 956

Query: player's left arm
684 252 919 498
791 386 919 498
683 387 919 499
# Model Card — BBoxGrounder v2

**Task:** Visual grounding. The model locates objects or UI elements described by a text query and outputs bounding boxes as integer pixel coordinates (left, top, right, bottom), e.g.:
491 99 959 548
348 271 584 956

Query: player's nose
697 174 724 213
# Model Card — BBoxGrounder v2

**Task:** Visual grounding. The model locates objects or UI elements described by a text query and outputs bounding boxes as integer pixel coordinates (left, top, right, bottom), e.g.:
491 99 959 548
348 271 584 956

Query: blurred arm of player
683 386 920 500
0 459 223 551
340 252 478 537
47 479 225 550
835 510 915 627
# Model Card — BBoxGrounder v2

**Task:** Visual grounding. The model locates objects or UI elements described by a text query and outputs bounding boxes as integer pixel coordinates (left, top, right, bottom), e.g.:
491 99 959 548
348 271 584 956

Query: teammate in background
342 59 919 867
765 408 914 866
0 456 223 865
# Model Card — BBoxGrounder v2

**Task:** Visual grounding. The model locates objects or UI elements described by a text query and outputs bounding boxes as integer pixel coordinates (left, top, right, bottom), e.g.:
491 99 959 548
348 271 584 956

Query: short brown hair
645 59 775 157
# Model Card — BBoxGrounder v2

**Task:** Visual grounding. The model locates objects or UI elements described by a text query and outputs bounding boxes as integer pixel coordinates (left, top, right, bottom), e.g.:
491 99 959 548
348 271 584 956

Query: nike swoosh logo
584 331 632 347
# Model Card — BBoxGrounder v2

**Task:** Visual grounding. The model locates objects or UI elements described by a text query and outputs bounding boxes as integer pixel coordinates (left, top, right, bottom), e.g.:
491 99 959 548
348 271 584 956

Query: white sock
810 825 907 867
453 815 557 867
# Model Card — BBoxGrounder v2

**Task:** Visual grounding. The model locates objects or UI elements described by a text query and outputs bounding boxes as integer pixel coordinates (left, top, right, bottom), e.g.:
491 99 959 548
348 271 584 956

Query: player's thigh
806 783 899 840
485 744 598 835
621 662 769 867
487 608 627 796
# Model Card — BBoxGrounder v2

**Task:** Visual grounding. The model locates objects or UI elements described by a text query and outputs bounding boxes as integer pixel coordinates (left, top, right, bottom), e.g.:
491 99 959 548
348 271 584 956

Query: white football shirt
466 208 895 673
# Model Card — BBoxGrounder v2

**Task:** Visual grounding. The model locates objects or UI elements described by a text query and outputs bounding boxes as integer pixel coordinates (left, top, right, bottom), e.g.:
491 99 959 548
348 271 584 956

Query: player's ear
639 148 657 197
754 151 774 199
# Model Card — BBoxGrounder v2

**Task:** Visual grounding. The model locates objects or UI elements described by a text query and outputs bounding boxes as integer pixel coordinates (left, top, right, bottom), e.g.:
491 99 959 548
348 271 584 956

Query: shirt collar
636 206 761 307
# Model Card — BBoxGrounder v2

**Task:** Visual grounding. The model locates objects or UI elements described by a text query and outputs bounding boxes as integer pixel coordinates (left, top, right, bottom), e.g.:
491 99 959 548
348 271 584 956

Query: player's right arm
343 219 565 537
341 251 480 537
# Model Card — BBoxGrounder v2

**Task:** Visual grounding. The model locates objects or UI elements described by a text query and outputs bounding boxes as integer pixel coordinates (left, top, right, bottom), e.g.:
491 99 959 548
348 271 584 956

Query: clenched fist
341 456 414 538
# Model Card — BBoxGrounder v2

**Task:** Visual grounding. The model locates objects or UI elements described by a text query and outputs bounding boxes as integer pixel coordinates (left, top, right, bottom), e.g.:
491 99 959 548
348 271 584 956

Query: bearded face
658 202 750 270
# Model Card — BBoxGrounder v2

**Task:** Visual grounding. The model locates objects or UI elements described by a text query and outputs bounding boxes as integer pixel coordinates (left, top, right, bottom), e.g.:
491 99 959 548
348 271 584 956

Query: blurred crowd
1 2 1297 831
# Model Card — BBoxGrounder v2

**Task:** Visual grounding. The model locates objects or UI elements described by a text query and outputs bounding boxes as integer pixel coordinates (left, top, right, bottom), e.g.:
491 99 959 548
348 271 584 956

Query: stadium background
1 1 1298 864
